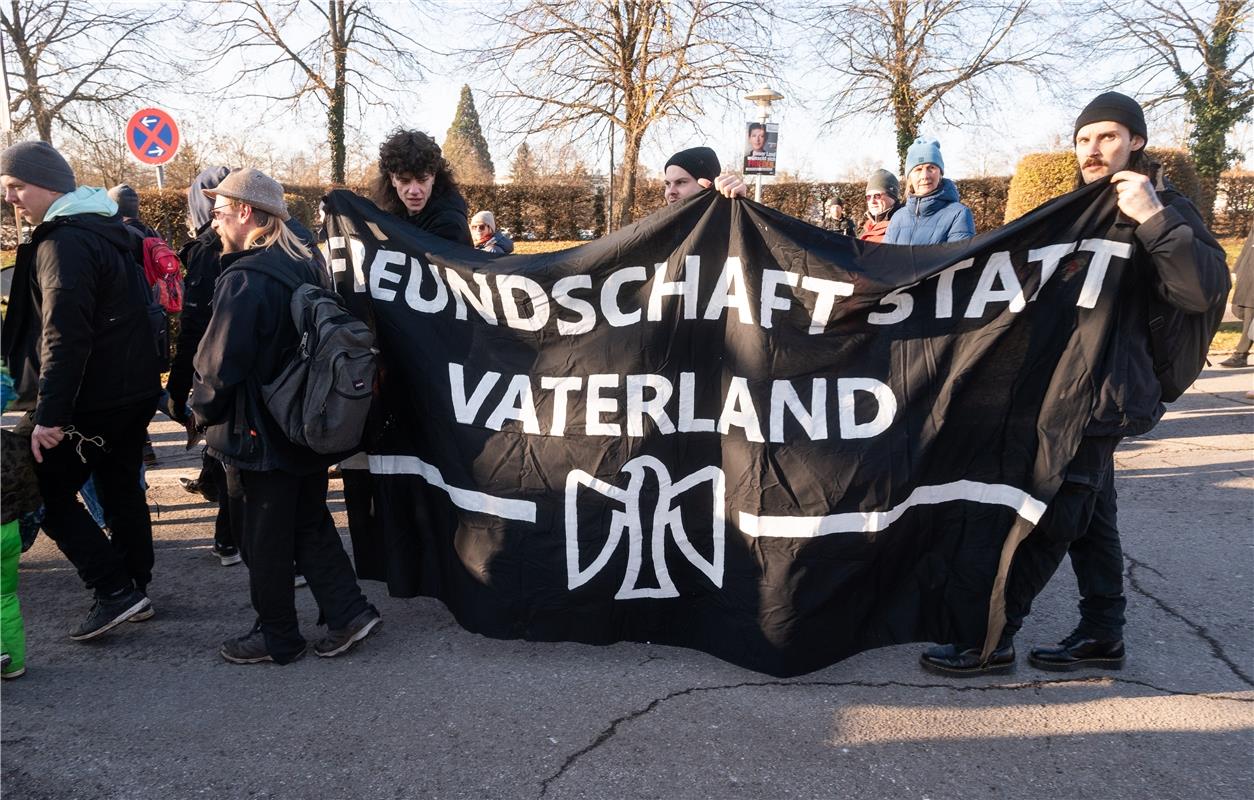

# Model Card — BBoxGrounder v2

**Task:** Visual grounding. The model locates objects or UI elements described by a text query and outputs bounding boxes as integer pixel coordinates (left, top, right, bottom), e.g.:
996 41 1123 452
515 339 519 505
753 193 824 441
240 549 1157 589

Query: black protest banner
323 180 1131 677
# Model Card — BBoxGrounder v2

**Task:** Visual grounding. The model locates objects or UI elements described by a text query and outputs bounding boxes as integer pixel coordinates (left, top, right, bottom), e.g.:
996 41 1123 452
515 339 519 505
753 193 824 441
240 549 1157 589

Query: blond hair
244 207 313 262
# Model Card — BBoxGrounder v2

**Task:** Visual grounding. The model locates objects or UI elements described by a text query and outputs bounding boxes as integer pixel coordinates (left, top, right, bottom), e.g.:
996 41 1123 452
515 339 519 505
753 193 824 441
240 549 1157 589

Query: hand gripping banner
323 181 1130 677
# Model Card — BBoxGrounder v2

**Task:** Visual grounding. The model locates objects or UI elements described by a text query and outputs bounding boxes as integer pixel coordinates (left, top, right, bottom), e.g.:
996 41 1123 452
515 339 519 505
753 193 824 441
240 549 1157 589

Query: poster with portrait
743 121 778 175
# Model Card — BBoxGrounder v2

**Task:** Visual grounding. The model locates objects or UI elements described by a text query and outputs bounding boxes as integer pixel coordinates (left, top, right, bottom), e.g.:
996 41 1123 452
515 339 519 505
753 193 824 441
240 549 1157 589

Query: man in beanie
824 198 857 237
0 141 161 640
662 146 748 205
859 168 901 242
191 168 381 665
921 91 1229 677
884 137 974 245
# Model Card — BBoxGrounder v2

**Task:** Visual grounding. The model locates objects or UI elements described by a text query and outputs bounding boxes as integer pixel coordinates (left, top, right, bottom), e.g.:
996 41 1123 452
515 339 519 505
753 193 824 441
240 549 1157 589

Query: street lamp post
743 86 784 203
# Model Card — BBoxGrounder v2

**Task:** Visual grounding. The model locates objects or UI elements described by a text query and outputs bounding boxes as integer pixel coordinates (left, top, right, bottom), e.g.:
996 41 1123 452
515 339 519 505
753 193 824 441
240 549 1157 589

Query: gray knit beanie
108 184 140 218
0 141 76 194
865 169 900 201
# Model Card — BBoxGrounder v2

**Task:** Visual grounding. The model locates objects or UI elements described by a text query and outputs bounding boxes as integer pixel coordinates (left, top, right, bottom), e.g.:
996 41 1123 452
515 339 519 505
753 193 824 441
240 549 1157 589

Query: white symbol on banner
565 456 725 600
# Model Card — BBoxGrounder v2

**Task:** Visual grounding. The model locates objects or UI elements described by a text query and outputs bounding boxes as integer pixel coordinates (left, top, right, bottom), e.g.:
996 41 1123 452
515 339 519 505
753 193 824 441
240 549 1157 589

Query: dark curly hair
372 128 458 217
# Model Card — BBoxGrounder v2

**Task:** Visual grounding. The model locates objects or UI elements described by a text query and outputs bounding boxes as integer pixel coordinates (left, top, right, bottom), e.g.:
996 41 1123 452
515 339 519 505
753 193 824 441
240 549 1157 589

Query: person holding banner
921 92 1229 676
372 129 472 246
663 147 749 206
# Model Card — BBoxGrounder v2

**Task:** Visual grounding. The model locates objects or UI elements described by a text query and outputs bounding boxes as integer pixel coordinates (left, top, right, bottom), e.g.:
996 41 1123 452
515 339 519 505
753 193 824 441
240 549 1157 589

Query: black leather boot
1029 631 1124 671
919 640 1015 677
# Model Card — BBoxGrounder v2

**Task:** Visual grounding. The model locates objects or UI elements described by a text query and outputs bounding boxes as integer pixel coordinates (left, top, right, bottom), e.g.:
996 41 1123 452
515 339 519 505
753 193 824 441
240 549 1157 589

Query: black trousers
201 451 242 550
1004 435 1127 641
32 400 155 598
341 468 385 580
234 467 369 663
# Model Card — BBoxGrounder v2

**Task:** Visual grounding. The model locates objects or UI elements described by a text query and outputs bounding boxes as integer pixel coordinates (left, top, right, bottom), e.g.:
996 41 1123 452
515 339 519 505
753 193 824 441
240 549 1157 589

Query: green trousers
1 519 25 674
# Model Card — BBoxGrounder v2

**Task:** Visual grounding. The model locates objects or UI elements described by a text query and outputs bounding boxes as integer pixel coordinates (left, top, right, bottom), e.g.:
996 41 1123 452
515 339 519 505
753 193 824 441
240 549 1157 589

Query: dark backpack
1147 297 1225 402
230 259 376 454
1145 177 1227 402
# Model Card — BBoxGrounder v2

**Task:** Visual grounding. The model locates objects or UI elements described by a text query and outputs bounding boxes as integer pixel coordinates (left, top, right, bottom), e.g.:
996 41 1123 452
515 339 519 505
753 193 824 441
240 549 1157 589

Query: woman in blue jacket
884 138 975 245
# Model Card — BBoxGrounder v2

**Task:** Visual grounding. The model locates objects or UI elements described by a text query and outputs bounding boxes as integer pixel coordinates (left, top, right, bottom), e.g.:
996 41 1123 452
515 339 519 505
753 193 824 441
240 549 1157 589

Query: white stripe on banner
367 459 1043 538
737 480 1047 538
368 455 538 523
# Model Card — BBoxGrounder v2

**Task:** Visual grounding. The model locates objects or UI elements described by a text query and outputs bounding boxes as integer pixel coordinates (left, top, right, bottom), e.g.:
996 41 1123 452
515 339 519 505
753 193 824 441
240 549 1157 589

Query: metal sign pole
156 165 164 190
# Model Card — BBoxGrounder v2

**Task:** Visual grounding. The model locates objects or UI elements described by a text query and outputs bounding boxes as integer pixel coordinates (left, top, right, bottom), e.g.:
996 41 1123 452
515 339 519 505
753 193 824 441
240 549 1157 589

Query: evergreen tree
443 85 495 184
510 141 540 184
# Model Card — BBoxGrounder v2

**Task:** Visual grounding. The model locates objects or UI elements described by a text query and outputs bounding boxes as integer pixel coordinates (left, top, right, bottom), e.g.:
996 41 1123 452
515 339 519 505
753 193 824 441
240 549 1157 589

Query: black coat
407 186 472 246
1086 184 1230 437
189 244 332 474
0 212 160 426
166 224 224 411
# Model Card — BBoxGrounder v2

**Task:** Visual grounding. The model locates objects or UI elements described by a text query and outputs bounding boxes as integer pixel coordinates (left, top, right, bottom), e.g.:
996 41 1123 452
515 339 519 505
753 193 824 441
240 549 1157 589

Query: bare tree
1 0 180 144
478 1 777 226
192 0 432 185
1095 0 1253 221
805 1 1054 173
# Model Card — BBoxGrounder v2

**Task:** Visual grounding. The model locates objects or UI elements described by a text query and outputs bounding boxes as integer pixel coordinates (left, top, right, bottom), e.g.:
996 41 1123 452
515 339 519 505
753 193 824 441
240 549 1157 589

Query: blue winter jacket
883 178 975 245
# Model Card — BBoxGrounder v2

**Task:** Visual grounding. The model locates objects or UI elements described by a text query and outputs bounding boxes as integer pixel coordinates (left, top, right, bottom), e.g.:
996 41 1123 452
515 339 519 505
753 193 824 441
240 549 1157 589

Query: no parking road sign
126 107 179 165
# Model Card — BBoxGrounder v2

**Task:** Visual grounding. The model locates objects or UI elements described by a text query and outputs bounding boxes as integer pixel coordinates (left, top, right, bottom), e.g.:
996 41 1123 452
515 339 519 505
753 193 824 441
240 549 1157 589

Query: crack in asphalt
1125 554 1254 688
535 675 1252 796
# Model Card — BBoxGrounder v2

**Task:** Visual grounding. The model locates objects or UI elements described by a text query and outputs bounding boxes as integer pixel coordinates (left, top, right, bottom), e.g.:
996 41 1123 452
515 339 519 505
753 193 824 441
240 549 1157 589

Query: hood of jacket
905 178 961 217
187 166 232 232
44 186 117 222
39 197 134 252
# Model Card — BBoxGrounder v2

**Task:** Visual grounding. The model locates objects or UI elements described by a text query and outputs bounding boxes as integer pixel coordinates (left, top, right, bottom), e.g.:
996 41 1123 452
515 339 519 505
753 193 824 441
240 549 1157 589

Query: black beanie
1074 91 1147 142
108 184 140 218
664 147 721 182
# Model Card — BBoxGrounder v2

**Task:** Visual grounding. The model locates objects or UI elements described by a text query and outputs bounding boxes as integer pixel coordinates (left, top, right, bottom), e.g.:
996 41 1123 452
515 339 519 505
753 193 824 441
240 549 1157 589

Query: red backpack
141 237 184 313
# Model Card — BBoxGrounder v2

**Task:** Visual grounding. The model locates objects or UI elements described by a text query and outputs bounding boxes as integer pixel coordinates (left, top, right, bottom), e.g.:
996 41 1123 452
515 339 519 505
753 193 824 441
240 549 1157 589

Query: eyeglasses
210 205 235 221
865 192 887 201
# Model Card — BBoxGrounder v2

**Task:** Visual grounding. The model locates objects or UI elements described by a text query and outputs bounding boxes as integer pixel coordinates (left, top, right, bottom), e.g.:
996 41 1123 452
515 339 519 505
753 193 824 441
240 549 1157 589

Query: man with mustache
920 91 1229 676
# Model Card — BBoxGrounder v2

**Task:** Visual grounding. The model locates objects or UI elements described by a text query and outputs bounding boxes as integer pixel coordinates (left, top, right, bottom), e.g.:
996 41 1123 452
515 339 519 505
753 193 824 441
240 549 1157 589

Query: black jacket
189 244 332 474
407 186 472 246
1086 184 1229 437
166 223 224 411
0 212 160 425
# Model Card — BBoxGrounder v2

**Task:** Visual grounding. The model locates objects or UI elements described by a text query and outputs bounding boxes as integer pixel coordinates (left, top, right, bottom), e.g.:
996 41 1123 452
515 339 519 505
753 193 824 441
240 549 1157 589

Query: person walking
191 168 381 664
1219 228 1252 368
0 141 160 640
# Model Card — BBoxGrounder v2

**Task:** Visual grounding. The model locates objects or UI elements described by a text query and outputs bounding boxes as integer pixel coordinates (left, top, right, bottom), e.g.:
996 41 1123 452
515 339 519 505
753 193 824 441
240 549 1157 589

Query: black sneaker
1029 631 1125 671
919 641 1016 677
213 543 242 566
128 600 156 623
69 589 151 641
220 628 305 665
315 607 382 658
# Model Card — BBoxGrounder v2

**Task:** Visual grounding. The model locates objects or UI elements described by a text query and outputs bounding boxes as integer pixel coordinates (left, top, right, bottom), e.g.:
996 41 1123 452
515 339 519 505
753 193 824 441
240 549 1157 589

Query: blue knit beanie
904 138 944 174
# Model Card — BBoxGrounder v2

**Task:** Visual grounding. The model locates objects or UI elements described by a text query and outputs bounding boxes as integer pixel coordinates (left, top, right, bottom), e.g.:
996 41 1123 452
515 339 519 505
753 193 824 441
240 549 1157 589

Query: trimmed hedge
1005 148 1201 222
761 177 1010 234
127 162 1244 245
1216 173 1254 236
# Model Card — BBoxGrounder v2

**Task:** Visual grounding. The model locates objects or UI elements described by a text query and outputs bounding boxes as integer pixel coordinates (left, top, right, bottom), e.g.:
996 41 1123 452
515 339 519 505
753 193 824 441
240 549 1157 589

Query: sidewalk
3 367 1251 800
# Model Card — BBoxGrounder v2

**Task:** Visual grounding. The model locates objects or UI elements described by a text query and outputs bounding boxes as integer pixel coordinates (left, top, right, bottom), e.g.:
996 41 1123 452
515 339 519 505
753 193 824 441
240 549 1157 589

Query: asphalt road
2 367 1252 800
